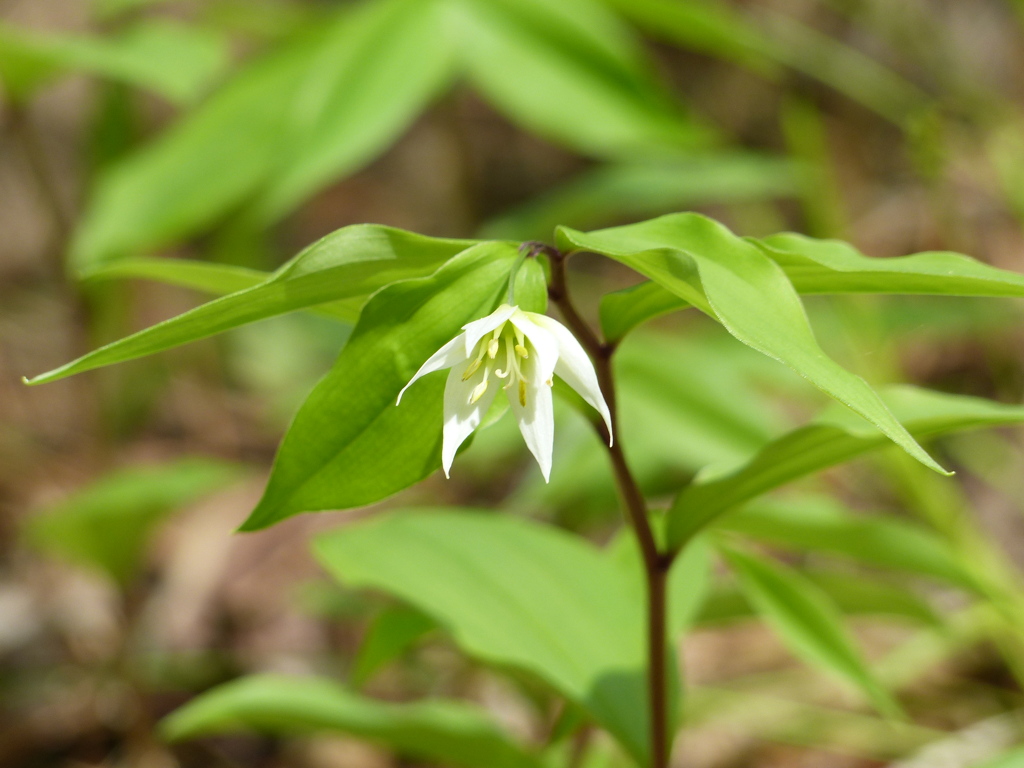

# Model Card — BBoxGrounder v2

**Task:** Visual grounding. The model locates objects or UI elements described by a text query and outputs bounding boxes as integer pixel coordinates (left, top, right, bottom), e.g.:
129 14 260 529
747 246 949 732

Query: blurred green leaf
251 0 456 221
351 606 437 688
314 510 650 763
0 19 228 104
557 213 948 478
718 496 972 589
482 154 799 241
241 242 516 530
668 536 713 636
975 745 1024 768
452 0 711 158
667 386 1024 549
721 545 902 717
160 674 544 768
25 458 240 583
28 226 473 385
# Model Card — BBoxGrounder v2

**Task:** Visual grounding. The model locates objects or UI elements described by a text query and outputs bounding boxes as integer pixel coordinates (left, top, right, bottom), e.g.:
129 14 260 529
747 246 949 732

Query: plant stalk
547 246 674 768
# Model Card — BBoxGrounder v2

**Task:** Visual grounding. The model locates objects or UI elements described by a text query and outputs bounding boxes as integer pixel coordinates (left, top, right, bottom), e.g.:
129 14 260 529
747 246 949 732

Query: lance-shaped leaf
556 213 946 477
27 226 474 385
241 242 517 530
597 228 1024 338
160 674 544 768
0 19 228 104
25 458 240 584
717 496 973 590
667 386 1024 549
452 0 710 158
314 510 650 763
721 545 902 718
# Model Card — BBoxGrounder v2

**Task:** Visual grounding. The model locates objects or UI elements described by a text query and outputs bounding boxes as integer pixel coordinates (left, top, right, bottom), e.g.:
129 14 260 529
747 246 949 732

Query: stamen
470 378 489 403
462 358 482 380
488 338 500 359
515 344 529 358
518 379 527 406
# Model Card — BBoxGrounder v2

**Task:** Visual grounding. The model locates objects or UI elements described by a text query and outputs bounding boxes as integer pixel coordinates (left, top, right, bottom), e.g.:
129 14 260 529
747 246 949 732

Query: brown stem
547 246 674 768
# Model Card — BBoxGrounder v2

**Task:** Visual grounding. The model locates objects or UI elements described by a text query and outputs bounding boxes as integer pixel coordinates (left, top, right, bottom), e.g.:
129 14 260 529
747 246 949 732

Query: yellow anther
515 344 529 358
462 358 482 381
488 338 500 359
470 379 489 404
518 379 527 407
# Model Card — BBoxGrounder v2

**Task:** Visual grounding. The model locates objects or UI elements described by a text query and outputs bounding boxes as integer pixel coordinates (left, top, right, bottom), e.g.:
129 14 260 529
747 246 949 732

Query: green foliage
557 213 948 476
314 510 651 763
160 674 544 768
241 242 517 530
0 19 228 104
351 605 437 688
668 385 1024 549
25 458 240 584
721 544 902 718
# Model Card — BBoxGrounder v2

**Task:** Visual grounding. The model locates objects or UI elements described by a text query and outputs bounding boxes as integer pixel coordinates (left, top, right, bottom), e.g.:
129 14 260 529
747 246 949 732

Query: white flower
397 303 613 481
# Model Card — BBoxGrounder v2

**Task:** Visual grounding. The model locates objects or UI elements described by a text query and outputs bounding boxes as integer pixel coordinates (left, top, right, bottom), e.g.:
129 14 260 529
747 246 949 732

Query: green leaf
667 386 1024 549
250 0 456 221
24 458 240 583
160 674 544 768
313 510 649 763
27 226 473 385
556 213 947 477
721 545 902 718
452 0 711 158
599 281 691 343
975 745 1024 768
668 536 713 636
0 19 228 104
718 496 973 589
351 606 437 688
241 242 517 530
481 154 799 241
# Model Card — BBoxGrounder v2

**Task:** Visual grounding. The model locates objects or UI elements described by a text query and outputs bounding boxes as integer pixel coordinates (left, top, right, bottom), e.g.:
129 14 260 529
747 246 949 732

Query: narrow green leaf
160 674 544 768
351 606 436 688
453 0 711 158
27 226 474 385
241 242 517 530
667 386 1024 549
718 496 973 589
481 154 799 241
668 536 713 636
24 458 240 583
313 510 649 763
251 0 456 221
0 19 228 104
556 213 947 477
722 545 902 718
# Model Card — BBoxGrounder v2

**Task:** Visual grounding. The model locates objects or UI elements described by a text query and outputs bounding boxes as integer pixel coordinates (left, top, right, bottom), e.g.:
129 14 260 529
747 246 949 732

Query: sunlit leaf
160 674 544 768
28 226 473 385
557 213 948 477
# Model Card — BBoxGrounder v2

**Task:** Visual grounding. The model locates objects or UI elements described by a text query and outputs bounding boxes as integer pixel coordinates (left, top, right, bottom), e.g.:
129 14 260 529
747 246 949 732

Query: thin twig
547 246 674 768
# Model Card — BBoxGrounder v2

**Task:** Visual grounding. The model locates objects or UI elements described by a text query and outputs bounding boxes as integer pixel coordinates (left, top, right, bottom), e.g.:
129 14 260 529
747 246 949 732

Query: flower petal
397 334 467 404
461 303 517 356
442 359 498 477
528 313 613 444
508 354 555 482
508 310 559 383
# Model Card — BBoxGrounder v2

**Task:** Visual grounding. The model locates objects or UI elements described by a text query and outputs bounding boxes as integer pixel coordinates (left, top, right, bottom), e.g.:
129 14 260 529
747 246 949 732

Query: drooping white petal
441 358 498 477
528 313 613 444
460 303 517 356
508 310 559 384
397 334 467 404
507 353 555 481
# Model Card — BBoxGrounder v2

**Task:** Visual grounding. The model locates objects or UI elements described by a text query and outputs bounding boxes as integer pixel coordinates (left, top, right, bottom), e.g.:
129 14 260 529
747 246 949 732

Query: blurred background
4 0 1024 766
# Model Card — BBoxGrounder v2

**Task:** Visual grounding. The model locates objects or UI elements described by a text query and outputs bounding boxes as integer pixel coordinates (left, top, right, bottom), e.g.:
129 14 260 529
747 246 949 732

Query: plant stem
546 246 674 768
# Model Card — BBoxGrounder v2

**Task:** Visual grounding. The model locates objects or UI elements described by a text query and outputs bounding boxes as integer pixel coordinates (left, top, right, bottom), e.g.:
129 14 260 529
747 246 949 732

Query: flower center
463 323 531 406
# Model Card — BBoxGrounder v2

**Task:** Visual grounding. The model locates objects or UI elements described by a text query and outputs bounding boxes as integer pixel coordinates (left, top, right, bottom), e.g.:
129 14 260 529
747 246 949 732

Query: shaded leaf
314 510 649 763
351 606 437 688
667 386 1024 549
160 674 543 768
241 242 516 529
